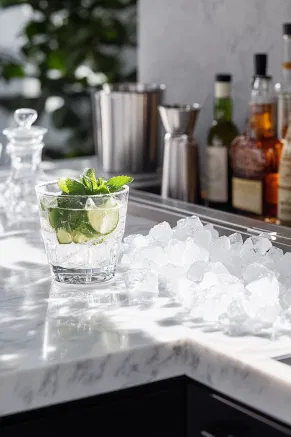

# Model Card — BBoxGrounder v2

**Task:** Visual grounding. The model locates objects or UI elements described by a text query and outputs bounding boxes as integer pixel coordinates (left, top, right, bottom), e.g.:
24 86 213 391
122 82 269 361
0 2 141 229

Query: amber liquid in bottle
230 102 282 219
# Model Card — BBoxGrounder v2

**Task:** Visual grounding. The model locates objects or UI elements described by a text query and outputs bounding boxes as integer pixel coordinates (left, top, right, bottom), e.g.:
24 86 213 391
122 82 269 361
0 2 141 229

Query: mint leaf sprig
57 168 133 195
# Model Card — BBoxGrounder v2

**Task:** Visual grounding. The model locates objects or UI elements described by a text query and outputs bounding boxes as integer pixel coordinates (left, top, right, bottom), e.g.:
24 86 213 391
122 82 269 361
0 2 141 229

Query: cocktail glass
35 181 129 284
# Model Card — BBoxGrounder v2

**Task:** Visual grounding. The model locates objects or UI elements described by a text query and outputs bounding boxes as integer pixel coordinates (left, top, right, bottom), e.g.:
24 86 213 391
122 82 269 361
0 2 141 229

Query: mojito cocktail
36 169 131 284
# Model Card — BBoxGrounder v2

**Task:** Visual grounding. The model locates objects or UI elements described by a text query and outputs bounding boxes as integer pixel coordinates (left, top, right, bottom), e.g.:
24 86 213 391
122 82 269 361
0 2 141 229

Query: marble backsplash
138 0 291 173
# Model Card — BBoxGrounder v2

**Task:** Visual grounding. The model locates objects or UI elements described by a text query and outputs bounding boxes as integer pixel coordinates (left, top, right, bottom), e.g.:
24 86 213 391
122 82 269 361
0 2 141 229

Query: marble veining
2 210 291 425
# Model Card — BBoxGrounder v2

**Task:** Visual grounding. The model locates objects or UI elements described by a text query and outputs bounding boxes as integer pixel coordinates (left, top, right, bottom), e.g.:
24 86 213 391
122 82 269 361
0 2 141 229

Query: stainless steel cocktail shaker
159 104 200 202
92 83 165 173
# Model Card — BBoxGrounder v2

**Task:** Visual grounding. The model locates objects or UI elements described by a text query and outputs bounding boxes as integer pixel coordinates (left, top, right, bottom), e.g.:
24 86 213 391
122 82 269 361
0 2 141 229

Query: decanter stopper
14 108 38 128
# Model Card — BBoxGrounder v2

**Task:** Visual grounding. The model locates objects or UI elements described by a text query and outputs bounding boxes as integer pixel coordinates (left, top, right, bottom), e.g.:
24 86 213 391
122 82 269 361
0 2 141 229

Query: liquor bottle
278 121 291 225
230 54 282 219
278 23 291 140
206 74 238 210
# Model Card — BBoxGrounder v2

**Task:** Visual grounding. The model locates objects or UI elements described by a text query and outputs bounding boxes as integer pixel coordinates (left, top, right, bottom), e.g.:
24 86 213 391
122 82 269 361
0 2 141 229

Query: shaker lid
3 108 47 142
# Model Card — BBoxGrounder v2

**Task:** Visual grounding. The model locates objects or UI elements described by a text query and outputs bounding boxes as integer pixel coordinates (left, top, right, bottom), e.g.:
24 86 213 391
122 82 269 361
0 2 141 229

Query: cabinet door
1 378 186 437
187 380 291 437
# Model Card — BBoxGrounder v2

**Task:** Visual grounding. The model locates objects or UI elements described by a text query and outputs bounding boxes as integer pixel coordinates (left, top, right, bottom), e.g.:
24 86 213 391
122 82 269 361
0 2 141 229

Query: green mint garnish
57 168 133 195
106 176 134 193
49 169 133 243
57 177 87 195
80 168 98 192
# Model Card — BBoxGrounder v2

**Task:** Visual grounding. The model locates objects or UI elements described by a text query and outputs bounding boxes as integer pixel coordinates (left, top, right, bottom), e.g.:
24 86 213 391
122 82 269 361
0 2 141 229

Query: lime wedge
87 198 119 235
71 231 89 244
48 207 59 230
57 228 72 244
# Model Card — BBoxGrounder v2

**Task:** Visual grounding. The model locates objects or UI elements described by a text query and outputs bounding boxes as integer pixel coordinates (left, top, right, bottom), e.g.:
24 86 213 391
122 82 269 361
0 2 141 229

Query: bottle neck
214 97 232 122
282 34 291 90
247 76 276 139
247 104 275 139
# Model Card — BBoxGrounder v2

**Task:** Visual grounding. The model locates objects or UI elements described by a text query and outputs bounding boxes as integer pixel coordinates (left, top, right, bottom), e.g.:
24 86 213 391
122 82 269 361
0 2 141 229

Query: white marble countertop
1 194 291 425
1 225 291 425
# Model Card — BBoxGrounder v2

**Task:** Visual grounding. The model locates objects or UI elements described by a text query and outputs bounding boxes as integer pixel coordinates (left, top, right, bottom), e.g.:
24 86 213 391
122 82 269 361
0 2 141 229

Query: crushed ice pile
121 216 291 337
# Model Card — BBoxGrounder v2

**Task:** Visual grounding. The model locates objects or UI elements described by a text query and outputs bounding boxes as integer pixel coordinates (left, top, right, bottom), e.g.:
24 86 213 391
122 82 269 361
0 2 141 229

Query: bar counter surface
1 158 291 435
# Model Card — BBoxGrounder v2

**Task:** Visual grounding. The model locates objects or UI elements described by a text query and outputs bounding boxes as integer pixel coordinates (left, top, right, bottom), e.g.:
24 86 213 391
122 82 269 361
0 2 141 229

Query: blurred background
0 0 137 159
1 0 291 163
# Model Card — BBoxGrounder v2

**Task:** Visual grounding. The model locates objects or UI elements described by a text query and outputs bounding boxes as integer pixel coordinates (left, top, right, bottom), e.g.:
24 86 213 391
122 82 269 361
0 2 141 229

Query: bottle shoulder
207 121 239 145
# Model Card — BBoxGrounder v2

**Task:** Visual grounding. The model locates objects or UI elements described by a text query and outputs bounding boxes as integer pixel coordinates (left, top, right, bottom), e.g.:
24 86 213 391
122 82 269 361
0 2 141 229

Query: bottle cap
215 74 232 83
283 23 291 35
254 53 268 77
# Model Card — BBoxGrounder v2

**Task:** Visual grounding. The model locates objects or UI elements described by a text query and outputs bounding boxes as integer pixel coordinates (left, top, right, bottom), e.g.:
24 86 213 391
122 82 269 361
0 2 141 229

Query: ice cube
196 247 209 262
85 198 96 209
160 264 187 280
165 238 200 267
198 271 220 290
266 246 284 264
276 252 291 278
160 264 187 295
242 236 272 256
174 216 203 240
210 236 231 262
204 223 219 240
259 231 276 240
279 283 291 310
224 254 243 278
138 246 167 267
192 229 212 250
192 279 244 323
120 253 131 267
187 261 208 282
169 277 198 309
245 276 281 324
273 309 291 337
122 234 148 253
165 239 186 265
124 269 159 305
148 221 173 245
243 262 273 284
229 232 243 251
210 262 230 275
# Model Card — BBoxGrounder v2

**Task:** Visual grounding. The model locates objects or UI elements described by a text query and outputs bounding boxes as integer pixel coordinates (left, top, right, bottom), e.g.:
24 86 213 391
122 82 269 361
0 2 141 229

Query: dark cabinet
0 378 185 437
187 379 291 437
1 377 291 437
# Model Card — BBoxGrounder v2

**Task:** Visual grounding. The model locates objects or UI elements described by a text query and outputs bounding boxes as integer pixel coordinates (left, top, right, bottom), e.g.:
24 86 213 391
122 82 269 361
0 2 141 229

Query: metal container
159 104 200 203
92 83 165 173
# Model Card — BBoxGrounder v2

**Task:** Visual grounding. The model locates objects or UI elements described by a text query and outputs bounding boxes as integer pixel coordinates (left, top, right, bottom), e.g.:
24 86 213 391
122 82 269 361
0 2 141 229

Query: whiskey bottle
230 54 282 219
277 23 291 140
206 74 238 210
278 121 291 225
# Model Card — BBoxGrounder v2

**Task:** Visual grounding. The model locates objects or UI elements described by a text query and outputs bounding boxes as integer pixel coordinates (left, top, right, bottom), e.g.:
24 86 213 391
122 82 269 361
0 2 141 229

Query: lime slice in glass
57 228 72 244
87 198 119 235
71 231 89 244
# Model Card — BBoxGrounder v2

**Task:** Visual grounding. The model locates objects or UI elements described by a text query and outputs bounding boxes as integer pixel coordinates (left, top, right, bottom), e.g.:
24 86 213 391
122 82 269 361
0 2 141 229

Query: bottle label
278 152 291 222
277 95 291 139
230 138 266 179
206 146 227 202
278 186 291 223
232 177 263 214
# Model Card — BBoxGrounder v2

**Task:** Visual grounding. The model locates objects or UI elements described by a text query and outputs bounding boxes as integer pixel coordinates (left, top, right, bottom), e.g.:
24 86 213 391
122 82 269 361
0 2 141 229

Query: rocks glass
35 181 129 284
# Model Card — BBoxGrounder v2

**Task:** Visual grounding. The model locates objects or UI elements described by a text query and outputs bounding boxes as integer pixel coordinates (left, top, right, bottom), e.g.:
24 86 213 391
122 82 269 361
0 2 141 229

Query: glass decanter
3 108 47 224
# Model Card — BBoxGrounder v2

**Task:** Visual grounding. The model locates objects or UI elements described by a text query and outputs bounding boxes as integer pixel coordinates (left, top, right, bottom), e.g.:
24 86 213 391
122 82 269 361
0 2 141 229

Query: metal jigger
158 104 200 202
